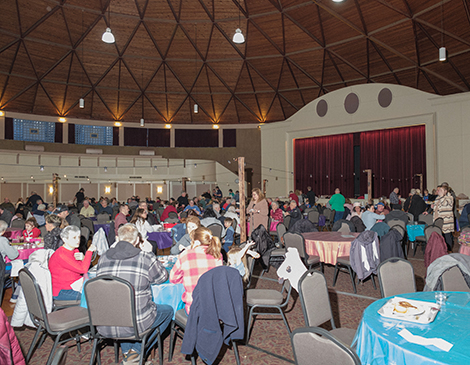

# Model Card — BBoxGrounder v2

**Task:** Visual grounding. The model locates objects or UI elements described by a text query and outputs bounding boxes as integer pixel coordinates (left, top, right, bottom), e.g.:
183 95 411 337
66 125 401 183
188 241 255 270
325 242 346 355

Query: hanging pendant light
140 118 145 126
233 28 245 44
102 28 115 43
194 104 199 114
233 0 245 44
79 98 85 108
102 5 115 44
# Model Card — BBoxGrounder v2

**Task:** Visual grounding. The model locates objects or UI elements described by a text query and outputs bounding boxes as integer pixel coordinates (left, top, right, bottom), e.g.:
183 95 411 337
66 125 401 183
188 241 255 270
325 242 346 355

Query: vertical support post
263 179 267 196
52 173 59 208
182 177 188 193
364 169 372 201
416 174 423 194
238 157 246 243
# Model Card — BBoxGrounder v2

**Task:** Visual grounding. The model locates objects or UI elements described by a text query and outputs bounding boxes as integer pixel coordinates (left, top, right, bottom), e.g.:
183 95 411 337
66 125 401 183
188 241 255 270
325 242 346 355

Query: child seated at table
222 217 235 253
227 241 259 282
22 218 41 242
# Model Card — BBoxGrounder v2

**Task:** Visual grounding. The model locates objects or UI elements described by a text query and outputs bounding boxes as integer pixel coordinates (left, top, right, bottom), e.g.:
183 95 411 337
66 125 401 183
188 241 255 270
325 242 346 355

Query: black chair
19 268 90 365
84 275 163 365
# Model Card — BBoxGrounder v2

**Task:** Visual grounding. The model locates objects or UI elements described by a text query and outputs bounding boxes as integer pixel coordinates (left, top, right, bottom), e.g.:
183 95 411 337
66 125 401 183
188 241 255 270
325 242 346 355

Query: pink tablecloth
459 244 470 256
302 232 359 265
5 247 43 263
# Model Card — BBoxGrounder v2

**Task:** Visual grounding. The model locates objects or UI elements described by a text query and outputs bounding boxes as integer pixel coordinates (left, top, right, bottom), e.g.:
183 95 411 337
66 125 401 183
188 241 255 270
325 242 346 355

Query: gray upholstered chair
377 257 416 298
276 223 287 247
96 213 110 223
245 279 292 344
307 210 320 226
414 225 442 256
84 275 163 365
442 266 470 292
291 327 361 365
19 268 90 365
164 217 179 224
206 223 223 239
11 218 25 229
386 218 406 231
168 211 178 219
418 213 434 226
298 270 356 346
406 212 414 223
283 232 322 271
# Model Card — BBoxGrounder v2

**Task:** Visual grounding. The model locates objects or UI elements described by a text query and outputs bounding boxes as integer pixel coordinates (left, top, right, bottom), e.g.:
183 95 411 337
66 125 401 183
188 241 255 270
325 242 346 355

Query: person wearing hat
55 205 81 229
375 202 389 216
349 202 363 219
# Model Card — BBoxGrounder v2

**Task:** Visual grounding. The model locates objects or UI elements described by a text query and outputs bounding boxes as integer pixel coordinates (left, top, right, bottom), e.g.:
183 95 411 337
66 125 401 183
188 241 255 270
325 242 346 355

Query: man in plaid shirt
96 223 173 365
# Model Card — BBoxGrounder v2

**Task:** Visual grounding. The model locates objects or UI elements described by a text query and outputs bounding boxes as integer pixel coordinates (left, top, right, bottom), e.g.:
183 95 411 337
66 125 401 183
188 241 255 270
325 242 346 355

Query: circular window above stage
378 88 393 107
316 99 328 117
344 93 359 114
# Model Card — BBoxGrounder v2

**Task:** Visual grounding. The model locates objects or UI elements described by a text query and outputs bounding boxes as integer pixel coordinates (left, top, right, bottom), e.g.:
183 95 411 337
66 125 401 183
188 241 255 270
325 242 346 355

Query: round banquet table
353 291 470 365
302 231 359 265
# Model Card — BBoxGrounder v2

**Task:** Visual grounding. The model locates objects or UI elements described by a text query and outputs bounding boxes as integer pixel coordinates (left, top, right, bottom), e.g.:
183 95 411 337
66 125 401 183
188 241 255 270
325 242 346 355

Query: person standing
328 188 345 222
75 188 85 205
432 185 454 251
247 188 269 235
306 186 316 208
389 187 401 209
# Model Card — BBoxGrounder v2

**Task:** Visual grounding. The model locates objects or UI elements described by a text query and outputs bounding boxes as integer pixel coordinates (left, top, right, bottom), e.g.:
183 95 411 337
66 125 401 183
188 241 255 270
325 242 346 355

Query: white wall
0 152 238 203
261 83 470 197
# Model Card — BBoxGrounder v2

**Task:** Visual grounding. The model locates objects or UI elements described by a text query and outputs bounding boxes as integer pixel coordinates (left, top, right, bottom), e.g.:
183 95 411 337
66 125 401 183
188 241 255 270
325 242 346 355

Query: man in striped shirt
96 223 173 365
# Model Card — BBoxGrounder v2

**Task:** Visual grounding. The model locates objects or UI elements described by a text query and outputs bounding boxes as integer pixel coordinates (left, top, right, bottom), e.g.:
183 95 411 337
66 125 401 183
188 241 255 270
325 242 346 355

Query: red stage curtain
294 133 354 197
360 125 426 198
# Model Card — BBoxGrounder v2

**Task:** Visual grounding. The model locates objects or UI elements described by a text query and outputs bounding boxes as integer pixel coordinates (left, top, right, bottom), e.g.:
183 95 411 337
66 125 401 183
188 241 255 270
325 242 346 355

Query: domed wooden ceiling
1 0 470 125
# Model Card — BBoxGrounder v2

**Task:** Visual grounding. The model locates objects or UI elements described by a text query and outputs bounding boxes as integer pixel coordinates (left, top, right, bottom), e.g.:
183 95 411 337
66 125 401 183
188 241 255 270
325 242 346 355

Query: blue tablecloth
406 224 425 242
353 291 470 365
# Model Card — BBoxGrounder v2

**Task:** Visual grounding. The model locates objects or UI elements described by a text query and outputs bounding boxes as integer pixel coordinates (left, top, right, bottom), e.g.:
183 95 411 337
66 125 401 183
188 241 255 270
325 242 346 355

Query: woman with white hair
48 225 96 301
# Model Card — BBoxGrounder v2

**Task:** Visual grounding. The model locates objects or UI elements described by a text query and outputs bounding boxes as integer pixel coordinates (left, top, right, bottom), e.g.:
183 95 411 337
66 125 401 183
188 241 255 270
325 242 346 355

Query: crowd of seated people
0 180 466 364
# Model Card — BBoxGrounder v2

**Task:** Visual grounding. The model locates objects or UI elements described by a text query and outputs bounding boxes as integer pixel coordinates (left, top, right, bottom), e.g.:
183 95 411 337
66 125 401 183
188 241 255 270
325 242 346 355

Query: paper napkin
398 329 453 352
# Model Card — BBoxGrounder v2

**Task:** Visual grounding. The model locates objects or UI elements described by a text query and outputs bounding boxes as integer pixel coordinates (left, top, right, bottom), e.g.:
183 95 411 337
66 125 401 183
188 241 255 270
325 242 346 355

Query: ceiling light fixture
213 124 219 129
59 117 66 123
194 104 198 114
114 121 122 127
0 111 4 117
140 118 145 127
233 28 245 44
332 0 344 2
40 165 44 171
439 47 447 62
102 5 115 44
233 1 245 44
102 28 115 44
439 2 446 62
165 124 171 129
79 10 85 109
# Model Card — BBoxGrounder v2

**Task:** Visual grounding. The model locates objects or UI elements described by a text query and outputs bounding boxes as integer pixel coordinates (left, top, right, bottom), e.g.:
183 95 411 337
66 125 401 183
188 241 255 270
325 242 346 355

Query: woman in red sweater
48 225 96 301
22 218 41 242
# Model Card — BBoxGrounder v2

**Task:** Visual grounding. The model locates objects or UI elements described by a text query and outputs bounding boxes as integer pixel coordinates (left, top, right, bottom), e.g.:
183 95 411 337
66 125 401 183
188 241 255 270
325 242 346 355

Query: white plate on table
378 297 440 324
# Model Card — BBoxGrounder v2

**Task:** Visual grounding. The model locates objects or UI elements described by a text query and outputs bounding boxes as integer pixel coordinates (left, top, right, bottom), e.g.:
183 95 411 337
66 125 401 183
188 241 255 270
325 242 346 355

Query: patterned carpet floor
4 244 436 365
